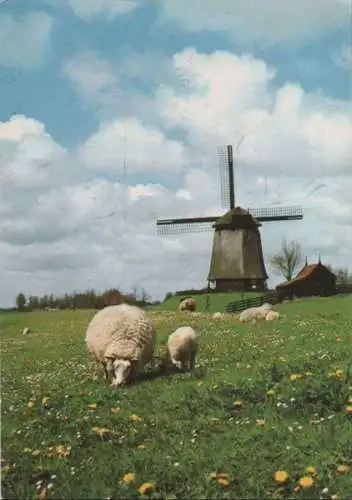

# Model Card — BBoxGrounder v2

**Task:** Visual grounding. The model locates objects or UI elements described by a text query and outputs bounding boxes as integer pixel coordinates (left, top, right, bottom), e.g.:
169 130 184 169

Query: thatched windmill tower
156 145 303 292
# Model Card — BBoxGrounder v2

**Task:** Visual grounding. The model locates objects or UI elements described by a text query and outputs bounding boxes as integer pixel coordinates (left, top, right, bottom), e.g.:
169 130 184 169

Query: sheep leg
172 358 183 371
189 350 196 371
101 362 110 382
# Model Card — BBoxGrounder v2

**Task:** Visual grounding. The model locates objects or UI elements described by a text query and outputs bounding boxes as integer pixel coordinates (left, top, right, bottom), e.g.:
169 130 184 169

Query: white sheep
165 326 198 372
179 297 196 313
239 306 268 324
265 310 280 321
22 327 30 335
212 312 223 319
85 304 156 387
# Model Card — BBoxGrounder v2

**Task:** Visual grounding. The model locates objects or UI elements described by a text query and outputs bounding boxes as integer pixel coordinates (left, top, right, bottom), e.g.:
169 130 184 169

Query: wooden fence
225 291 278 314
225 285 352 314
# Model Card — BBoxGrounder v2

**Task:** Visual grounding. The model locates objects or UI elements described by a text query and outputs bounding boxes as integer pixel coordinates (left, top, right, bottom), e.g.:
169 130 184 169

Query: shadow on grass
131 365 207 386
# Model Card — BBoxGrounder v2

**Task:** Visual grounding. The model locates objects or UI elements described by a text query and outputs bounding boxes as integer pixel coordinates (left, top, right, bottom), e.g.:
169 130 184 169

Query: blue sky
1 0 350 148
0 0 351 305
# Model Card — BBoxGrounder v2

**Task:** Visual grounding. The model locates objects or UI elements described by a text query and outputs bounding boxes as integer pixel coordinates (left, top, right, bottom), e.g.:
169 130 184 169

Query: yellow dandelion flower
130 414 143 422
298 476 314 488
290 373 302 381
216 473 229 480
345 406 352 415
121 472 136 484
266 389 275 396
256 419 265 427
305 466 317 476
274 470 289 484
233 400 242 408
136 444 146 450
55 445 70 458
348 397 352 404
88 403 97 410
217 477 229 486
138 482 154 495
41 397 49 406
336 465 349 474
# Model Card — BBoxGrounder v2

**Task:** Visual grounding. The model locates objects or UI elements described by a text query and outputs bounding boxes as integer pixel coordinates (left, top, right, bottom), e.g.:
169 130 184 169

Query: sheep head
105 357 133 387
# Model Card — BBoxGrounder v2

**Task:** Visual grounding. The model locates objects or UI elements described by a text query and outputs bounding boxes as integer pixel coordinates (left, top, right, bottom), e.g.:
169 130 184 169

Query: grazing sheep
179 297 196 313
239 306 268 324
212 312 223 319
22 327 30 335
265 310 280 321
85 304 156 387
165 326 198 372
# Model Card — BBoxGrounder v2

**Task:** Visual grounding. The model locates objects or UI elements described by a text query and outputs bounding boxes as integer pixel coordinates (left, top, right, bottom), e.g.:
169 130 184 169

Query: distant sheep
22 327 30 335
179 297 196 313
239 306 268 324
164 326 198 372
85 304 156 387
212 312 223 319
265 310 280 321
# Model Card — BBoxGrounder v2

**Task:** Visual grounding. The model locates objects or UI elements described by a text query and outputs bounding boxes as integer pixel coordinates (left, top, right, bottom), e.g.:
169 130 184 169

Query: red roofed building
276 258 336 300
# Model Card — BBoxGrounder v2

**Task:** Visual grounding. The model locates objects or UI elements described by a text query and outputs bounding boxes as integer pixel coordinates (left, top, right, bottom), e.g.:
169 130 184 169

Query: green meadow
1 294 352 499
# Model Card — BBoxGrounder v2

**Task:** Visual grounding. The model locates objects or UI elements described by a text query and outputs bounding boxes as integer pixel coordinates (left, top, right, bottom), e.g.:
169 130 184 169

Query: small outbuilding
276 258 336 300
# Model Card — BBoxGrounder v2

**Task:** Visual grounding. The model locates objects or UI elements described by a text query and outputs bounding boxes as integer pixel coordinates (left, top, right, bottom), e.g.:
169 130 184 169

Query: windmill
156 145 303 293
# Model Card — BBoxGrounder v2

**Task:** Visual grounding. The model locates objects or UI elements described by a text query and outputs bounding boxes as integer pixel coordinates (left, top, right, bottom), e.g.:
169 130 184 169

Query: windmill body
207 207 268 292
156 145 303 292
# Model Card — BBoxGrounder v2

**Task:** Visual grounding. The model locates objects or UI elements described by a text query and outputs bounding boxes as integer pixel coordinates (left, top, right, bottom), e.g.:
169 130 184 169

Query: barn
276 259 336 300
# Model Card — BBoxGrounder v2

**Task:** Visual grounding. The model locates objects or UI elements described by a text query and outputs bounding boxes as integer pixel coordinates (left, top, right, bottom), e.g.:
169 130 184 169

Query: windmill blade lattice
156 220 215 236
248 206 303 222
217 145 234 211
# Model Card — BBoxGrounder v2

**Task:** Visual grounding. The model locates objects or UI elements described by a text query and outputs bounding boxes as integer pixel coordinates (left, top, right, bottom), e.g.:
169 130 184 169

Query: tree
326 265 352 285
16 292 26 311
270 239 303 281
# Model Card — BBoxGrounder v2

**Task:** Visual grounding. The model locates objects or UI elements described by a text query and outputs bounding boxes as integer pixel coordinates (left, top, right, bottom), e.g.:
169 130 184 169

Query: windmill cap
213 206 261 229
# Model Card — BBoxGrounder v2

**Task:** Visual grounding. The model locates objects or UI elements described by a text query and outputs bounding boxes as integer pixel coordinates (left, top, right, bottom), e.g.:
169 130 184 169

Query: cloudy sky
0 0 351 306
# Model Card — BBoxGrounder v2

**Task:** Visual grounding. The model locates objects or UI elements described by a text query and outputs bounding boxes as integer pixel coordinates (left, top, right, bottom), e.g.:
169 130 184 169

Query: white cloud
0 11 52 68
158 0 349 46
62 51 176 123
62 54 119 100
66 0 140 21
156 48 352 179
77 117 188 174
1 47 352 307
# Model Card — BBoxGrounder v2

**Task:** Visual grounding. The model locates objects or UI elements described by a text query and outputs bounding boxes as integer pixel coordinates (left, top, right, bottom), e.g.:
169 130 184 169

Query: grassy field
1 295 352 499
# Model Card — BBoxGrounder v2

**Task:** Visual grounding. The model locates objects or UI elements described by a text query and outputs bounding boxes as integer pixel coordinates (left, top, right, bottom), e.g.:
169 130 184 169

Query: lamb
85 304 156 387
265 310 280 321
164 326 198 372
179 297 196 313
